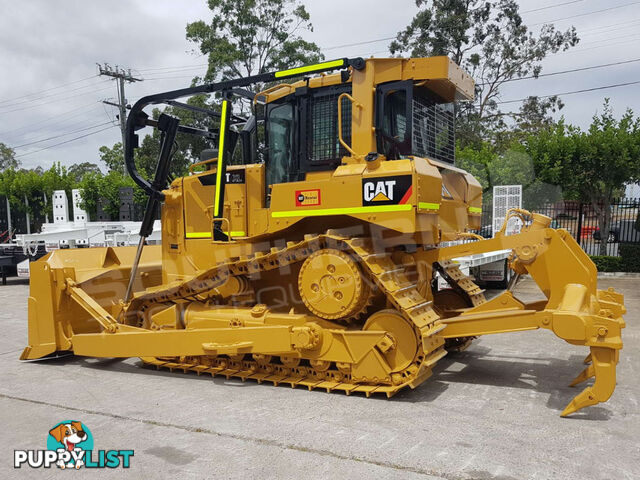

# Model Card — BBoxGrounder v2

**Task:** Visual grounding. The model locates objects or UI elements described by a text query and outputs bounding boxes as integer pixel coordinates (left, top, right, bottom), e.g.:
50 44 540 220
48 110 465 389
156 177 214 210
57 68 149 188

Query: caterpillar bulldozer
21 56 625 416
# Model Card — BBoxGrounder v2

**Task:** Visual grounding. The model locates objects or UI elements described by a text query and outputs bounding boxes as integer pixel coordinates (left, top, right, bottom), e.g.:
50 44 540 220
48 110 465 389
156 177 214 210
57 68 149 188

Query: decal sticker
295 189 321 206
198 169 245 186
362 175 412 206
225 170 246 184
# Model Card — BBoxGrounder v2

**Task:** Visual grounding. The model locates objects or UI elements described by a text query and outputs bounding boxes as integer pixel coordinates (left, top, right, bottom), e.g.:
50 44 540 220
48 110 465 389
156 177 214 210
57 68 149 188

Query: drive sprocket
298 248 371 321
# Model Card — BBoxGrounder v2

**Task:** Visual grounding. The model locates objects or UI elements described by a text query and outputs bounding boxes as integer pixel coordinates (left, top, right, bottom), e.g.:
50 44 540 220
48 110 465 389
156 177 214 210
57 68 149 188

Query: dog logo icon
47 421 93 469
14 420 133 469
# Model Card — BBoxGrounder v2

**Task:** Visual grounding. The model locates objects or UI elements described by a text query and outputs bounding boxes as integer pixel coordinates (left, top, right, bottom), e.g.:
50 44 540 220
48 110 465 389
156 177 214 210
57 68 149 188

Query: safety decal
362 175 412 206
295 189 321 207
198 169 245 186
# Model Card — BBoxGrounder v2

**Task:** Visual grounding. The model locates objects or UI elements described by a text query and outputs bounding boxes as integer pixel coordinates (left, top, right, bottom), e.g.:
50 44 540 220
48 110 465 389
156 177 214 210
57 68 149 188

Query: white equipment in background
15 189 161 278
436 247 512 290
492 185 523 236
436 184 523 290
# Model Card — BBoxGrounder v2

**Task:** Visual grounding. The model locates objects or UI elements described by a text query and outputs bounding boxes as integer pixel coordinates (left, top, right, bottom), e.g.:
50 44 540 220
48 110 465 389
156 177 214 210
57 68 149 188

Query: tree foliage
186 0 323 83
456 141 561 209
98 105 197 182
390 0 578 147
99 142 125 174
0 163 75 227
67 162 101 183
78 170 136 220
0 142 20 170
526 100 640 254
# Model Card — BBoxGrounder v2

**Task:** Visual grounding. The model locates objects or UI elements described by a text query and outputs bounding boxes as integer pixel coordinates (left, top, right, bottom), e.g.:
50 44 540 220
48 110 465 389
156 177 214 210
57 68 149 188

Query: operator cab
256 79 456 196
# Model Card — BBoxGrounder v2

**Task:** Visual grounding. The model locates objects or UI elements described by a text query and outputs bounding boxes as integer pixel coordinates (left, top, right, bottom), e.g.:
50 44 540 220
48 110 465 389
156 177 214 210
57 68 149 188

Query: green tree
67 162 101 182
99 107 194 183
0 142 19 170
0 163 77 231
78 170 137 221
390 0 578 147
5 169 44 231
77 171 103 220
186 0 323 83
526 100 640 255
456 141 561 209
99 142 125 174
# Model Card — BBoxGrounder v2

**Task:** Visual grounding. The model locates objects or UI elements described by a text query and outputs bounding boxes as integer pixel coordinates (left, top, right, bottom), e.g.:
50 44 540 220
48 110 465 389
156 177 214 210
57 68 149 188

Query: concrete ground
0 276 638 479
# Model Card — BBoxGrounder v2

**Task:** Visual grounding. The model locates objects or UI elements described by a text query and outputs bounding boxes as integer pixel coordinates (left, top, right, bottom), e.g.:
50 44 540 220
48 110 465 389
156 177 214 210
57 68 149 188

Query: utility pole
97 64 142 147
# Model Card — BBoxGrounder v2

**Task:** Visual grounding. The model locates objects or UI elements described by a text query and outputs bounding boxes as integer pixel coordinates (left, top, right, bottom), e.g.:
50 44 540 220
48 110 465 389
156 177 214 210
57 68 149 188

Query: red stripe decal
399 185 412 205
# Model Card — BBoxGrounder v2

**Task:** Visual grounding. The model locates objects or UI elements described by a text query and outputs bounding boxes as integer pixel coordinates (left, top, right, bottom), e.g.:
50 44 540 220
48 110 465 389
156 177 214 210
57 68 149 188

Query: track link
131 233 482 396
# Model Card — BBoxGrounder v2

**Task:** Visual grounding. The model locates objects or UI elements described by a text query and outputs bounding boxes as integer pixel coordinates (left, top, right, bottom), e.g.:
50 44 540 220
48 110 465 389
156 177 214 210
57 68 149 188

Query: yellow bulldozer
21 56 625 416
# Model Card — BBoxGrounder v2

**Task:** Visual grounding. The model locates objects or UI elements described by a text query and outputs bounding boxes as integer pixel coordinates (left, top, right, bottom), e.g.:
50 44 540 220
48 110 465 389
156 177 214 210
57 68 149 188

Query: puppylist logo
14 420 134 469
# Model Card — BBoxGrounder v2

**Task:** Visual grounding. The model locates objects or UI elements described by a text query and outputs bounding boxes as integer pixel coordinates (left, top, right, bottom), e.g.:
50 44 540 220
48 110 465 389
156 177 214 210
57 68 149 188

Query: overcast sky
1 0 639 171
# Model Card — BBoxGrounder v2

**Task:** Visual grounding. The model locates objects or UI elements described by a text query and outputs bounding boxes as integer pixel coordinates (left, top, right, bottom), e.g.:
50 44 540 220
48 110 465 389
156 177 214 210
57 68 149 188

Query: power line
137 36 412 73
11 121 115 149
144 65 205 76
576 30 640 48
479 57 640 86
328 4 640 54
138 63 207 73
136 13 639 77
498 79 640 104
0 74 99 105
521 1 584 14
134 3 640 78
144 74 201 82
4 107 107 144
579 18 640 35
0 84 114 115
0 102 101 136
554 36 640 56
324 36 396 52
530 1 640 27
15 125 117 158
0 79 110 109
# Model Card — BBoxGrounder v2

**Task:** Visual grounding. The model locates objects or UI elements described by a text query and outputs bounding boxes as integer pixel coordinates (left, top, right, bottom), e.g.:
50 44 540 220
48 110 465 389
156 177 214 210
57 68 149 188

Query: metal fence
479 198 640 257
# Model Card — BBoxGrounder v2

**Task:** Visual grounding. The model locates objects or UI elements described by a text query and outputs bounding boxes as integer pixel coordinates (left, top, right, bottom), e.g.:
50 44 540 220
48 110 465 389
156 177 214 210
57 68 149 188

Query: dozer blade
562 347 617 417
20 245 163 360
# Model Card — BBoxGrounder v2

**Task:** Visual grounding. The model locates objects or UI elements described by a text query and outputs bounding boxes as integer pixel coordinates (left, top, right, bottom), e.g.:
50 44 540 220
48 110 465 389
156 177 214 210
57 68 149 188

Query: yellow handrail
337 92 362 157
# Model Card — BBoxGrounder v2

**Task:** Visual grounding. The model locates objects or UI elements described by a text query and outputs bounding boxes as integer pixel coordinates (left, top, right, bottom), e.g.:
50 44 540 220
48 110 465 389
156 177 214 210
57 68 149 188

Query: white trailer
14 189 161 278
437 248 513 290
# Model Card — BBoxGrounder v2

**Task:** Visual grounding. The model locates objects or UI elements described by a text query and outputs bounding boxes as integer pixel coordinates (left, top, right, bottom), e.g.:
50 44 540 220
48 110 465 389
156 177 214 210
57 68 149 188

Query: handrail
337 92 362 157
